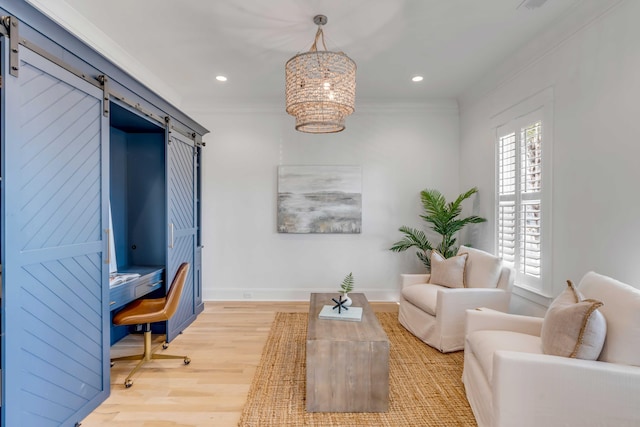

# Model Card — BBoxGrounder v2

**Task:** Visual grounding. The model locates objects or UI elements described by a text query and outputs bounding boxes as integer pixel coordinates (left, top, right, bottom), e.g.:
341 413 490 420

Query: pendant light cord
309 26 328 52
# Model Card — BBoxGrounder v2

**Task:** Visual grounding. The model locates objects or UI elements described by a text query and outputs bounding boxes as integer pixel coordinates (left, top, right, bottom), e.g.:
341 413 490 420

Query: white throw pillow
541 280 607 360
457 245 502 288
429 251 468 288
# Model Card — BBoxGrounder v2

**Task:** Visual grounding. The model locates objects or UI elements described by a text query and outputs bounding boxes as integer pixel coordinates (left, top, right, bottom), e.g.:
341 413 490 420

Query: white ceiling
30 0 582 110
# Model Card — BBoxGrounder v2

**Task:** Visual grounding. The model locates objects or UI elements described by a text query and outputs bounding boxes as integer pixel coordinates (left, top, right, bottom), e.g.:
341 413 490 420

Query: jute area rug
238 312 476 426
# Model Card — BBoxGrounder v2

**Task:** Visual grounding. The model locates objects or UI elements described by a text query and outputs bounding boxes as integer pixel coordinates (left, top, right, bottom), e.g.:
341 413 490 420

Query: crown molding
458 0 625 111
25 0 183 107
357 98 459 114
185 98 458 116
203 287 400 303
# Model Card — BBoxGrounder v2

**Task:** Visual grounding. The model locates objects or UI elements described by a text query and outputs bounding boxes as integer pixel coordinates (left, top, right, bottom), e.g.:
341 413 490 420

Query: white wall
193 102 460 301
458 0 640 315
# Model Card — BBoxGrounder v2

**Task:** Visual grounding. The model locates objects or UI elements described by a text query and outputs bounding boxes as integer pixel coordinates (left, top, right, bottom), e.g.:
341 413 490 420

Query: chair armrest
493 351 640 427
496 266 515 291
401 273 430 288
437 289 510 318
435 289 511 344
465 307 543 337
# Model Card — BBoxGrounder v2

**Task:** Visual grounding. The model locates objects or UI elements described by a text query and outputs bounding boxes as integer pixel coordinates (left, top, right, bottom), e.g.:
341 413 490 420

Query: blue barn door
165 130 198 342
1 45 109 426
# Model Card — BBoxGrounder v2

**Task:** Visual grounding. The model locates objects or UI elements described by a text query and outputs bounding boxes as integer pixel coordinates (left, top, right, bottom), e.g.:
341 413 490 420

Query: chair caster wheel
184 357 191 365
124 379 133 388
162 343 169 350
110 361 115 367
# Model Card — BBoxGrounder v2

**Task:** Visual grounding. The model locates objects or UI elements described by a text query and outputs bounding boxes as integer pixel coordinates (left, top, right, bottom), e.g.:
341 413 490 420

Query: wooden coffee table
306 293 389 412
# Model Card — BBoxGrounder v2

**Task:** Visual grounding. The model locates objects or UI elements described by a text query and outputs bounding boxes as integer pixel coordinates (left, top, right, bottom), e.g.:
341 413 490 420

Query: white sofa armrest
436 289 510 342
438 289 510 318
496 266 515 292
493 351 640 427
401 273 430 288
465 307 543 337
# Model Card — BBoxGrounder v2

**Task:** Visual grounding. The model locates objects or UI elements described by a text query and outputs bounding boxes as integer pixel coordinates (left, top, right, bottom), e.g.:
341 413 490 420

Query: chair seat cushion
466 330 542 384
402 284 442 316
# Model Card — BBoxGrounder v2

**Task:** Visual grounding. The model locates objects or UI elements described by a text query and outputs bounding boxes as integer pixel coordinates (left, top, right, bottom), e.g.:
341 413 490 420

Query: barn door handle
105 229 111 264
169 223 174 248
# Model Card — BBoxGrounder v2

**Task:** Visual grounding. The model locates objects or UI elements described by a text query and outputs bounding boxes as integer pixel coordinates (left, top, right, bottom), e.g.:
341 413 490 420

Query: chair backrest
458 245 512 290
578 271 640 366
164 262 190 320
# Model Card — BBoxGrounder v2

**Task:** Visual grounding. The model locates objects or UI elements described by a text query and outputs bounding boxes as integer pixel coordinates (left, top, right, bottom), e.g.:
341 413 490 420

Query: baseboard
203 287 400 302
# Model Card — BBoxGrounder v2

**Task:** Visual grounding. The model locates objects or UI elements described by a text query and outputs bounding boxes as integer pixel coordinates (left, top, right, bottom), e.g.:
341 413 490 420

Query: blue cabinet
0 4 207 426
2 45 110 426
166 131 204 342
110 105 203 344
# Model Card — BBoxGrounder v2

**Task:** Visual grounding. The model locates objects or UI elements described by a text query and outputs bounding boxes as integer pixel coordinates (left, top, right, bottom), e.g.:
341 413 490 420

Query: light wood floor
82 300 399 427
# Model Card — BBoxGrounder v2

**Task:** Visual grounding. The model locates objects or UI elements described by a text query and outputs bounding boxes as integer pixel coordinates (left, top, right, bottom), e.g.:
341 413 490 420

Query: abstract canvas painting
277 166 362 233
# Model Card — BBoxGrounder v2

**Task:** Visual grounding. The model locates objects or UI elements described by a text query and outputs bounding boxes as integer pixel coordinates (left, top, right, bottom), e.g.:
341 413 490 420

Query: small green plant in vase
339 272 354 307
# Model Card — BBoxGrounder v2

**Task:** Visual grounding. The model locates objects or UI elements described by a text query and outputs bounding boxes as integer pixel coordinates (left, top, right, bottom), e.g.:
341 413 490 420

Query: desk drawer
109 285 131 311
109 268 164 311
135 280 163 298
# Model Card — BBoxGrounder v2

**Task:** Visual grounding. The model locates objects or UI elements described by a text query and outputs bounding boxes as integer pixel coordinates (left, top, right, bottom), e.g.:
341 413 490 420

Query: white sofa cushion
466 329 542 385
579 271 640 366
401 284 440 316
457 245 502 288
429 251 468 288
541 280 606 360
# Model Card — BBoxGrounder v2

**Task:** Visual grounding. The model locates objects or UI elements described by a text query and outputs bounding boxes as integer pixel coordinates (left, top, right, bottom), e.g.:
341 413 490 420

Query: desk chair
111 262 191 387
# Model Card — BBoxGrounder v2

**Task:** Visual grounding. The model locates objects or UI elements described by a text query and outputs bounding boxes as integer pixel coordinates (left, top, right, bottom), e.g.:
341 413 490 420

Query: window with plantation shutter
495 98 552 297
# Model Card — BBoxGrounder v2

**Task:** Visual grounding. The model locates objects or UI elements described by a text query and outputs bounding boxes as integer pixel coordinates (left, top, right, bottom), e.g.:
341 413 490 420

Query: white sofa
398 246 514 353
463 271 640 427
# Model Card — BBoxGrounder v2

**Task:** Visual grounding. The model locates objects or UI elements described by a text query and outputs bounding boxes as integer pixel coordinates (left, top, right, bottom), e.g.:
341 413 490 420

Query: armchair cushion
457 246 502 288
541 280 606 360
429 251 468 288
401 284 439 316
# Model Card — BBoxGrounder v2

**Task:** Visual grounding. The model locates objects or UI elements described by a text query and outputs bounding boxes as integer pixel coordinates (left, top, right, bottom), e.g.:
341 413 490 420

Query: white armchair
398 246 514 353
463 272 640 427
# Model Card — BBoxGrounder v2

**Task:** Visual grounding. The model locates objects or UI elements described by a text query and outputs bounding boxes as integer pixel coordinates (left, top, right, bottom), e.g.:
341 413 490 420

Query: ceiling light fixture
285 15 356 134
215 75 227 82
412 76 424 82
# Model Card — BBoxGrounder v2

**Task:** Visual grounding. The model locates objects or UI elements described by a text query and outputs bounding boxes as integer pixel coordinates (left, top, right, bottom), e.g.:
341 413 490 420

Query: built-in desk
109 266 164 344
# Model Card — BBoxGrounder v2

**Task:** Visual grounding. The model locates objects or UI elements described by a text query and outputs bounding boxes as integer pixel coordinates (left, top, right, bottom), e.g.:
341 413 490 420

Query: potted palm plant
390 187 486 271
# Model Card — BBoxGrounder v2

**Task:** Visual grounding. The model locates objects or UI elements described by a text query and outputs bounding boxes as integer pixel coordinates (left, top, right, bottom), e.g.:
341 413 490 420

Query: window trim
492 87 554 300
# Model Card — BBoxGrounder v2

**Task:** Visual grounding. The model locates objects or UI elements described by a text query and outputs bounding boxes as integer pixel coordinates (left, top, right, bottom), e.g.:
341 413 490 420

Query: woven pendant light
285 15 356 134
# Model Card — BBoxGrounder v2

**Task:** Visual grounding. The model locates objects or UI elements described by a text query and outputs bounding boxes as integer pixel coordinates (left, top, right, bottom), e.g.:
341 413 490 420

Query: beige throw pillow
429 251 468 288
541 280 607 360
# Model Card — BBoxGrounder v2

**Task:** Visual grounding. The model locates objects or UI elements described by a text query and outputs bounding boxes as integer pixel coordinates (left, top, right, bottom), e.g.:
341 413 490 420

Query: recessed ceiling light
215 75 228 82
412 76 424 82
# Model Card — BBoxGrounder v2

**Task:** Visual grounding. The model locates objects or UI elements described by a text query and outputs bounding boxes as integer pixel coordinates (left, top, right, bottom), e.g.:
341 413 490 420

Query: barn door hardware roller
2 16 19 77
